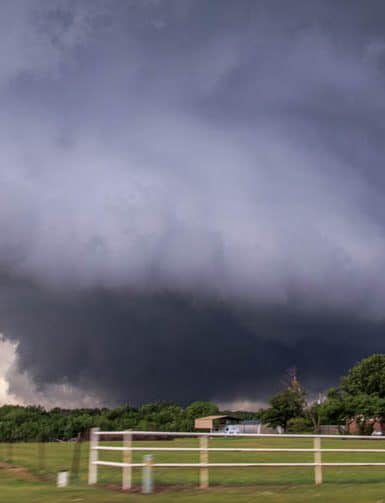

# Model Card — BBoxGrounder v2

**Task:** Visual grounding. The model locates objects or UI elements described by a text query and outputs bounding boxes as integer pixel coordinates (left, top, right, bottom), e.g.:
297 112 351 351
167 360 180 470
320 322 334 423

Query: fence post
122 431 132 490
70 432 83 481
200 436 209 489
6 443 13 464
142 454 153 494
88 427 100 485
313 436 323 485
38 442 46 474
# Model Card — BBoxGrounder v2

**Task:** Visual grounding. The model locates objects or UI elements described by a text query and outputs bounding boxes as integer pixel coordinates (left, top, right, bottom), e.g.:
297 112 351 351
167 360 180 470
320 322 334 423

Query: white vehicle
224 424 241 435
223 422 283 435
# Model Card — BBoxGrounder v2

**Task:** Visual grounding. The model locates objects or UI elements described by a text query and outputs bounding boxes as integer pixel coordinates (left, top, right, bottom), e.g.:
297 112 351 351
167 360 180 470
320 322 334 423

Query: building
194 415 239 432
346 417 385 435
239 420 278 434
194 416 281 434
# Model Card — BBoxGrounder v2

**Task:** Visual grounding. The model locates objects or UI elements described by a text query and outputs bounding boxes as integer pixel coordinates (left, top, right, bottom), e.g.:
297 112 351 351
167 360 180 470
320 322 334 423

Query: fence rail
95 430 385 439
88 428 385 491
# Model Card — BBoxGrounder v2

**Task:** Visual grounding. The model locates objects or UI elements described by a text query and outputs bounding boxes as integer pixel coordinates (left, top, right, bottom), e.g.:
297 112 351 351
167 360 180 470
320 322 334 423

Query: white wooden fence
88 429 385 490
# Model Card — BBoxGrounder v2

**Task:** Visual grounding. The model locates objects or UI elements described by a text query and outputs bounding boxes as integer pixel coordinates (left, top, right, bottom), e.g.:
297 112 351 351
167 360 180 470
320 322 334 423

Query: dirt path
0 462 44 482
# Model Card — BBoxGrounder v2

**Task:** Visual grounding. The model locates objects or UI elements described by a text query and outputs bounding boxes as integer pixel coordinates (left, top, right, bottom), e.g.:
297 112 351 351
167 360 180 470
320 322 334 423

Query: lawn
3 436 385 502
4 470 385 503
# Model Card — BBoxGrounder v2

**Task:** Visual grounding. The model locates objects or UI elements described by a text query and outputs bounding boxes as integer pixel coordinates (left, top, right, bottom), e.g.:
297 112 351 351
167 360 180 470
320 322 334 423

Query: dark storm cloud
1 0 385 404
2 276 384 405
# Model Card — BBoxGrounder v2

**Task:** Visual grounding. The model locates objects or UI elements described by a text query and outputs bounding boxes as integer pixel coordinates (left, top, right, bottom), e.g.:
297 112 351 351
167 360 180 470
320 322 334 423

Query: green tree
260 381 306 431
341 354 385 397
320 355 385 430
286 416 313 433
185 401 219 420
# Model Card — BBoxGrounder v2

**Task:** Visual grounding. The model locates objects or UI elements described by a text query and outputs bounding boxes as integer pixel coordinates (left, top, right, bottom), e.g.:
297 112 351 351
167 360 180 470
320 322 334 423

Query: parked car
224 425 241 435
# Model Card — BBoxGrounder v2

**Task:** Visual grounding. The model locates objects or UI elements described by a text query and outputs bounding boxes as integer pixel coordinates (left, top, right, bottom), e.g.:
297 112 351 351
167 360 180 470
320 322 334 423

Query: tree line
1 353 385 441
0 400 255 442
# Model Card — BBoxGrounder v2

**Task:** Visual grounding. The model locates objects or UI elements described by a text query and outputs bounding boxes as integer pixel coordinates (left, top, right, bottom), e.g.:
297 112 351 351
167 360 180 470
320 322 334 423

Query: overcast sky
2 0 385 408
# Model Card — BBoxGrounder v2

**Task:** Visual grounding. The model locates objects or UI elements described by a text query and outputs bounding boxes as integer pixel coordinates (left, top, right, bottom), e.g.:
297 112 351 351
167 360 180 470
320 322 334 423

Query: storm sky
1 0 385 407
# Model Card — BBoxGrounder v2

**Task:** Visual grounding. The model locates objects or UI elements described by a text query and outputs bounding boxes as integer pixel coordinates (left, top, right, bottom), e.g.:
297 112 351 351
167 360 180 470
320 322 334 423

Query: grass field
3 436 385 501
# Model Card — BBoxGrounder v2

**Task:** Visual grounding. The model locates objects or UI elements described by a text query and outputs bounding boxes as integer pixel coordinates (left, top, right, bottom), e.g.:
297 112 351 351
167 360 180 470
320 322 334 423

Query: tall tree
259 371 306 430
341 354 385 397
320 354 385 433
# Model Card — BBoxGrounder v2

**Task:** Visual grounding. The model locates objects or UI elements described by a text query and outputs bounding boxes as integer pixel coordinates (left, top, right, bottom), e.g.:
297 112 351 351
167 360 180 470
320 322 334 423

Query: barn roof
196 415 236 420
195 414 238 421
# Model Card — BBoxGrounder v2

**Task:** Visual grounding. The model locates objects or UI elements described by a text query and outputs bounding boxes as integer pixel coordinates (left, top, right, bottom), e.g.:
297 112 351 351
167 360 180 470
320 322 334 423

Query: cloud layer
1 0 385 405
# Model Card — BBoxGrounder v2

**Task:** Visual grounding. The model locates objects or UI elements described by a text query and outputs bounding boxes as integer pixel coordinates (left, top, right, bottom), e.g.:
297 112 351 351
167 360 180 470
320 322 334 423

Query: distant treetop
341 354 385 397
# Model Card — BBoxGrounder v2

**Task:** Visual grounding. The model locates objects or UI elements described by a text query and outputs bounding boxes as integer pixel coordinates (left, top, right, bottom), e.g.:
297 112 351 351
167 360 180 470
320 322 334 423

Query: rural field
3 437 385 502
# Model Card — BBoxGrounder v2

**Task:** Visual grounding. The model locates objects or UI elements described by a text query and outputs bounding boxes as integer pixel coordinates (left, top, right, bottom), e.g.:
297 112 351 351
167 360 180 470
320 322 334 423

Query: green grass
4 471 385 503
3 437 385 501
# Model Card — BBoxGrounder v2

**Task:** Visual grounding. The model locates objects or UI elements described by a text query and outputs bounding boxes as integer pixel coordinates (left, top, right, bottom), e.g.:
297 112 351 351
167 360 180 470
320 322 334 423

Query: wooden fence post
122 431 132 490
38 442 46 474
313 436 323 485
70 432 83 481
7 443 13 464
88 427 99 485
200 436 209 489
